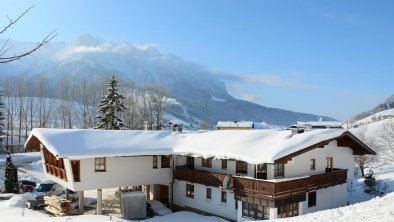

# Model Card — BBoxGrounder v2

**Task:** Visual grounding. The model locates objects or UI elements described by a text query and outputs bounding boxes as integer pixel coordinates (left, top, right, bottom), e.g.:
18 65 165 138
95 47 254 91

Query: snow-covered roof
296 121 343 128
217 121 254 128
25 128 372 164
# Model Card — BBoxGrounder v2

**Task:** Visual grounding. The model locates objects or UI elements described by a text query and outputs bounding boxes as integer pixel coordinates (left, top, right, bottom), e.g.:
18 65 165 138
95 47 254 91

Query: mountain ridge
0 35 335 126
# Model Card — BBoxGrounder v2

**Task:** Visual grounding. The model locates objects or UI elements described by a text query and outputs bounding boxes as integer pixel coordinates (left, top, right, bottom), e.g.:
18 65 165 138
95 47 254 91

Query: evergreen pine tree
4 155 19 194
95 75 127 130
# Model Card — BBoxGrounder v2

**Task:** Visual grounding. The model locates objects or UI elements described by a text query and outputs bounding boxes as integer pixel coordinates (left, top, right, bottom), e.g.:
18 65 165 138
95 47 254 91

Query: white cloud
217 73 319 90
242 74 319 90
135 42 160 50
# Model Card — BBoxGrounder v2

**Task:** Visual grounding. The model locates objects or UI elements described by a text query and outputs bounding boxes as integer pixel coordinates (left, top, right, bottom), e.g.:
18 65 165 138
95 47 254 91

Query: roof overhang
275 131 376 164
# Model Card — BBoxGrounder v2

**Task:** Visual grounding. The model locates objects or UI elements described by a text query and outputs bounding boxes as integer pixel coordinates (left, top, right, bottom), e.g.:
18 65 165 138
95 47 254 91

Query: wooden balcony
45 163 68 181
232 168 348 200
175 167 228 187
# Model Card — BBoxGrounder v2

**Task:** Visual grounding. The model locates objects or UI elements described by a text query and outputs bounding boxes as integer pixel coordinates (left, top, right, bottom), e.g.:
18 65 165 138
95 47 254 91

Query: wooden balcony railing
175 167 228 187
232 168 348 199
45 163 68 181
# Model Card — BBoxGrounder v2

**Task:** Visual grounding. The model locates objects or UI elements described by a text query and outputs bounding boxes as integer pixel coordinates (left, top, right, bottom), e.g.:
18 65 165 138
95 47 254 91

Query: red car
19 180 37 192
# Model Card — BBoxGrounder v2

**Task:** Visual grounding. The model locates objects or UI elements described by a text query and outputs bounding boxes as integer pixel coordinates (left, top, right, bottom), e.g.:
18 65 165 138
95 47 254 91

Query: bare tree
144 85 169 130
353 126 377 177
37 76 53 127
0 6 56 63
376 119 394 164
122 87 140 129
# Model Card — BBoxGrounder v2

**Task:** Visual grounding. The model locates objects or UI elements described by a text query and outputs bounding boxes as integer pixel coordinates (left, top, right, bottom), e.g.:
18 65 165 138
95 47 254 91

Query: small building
217 121 254 130
295 121 343 129
25 128 374 221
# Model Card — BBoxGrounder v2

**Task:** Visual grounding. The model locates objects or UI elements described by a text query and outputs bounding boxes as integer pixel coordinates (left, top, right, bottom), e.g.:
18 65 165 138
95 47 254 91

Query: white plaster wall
284 141 354 179
173 180 238 221
70 156 172 191
301 183 347 214
193 158 237 175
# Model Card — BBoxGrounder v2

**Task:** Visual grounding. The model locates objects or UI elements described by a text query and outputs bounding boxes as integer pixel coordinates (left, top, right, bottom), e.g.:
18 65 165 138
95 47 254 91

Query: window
221 191 227 203
236 161 248 174
242 202 269 220
206 188 212 200
161 155 171 168
274 163 284 178
95 157 106 172
71 160 80 182
186 156 194 169
256 163 267 179
308 191 316 208
153 156 158 169
202 158 212 168
186 184 194 198
326 157 333 172
310 159 316 171
222 159 227 170
277 203 299 218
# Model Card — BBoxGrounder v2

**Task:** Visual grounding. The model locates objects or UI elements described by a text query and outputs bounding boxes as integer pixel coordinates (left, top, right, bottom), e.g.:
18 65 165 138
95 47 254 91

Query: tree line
0 75 169 152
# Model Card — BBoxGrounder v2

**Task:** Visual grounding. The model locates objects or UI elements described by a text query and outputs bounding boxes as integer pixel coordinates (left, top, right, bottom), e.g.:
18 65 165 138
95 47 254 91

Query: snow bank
268 192 394 222
6 193 33 208
144 211 227 222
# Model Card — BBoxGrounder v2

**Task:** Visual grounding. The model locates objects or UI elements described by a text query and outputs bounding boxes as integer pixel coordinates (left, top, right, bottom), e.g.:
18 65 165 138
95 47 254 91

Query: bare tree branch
0 6 34 35
0 30 57 63
0 6 57 63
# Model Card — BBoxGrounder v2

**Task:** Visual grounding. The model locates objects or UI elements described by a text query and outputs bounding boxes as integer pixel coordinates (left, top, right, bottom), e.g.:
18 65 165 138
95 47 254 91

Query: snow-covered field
272 192 394 222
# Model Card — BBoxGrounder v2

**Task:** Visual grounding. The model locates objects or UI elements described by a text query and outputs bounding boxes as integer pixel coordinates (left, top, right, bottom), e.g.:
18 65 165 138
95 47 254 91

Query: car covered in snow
147 200 172 216
32 181 63 198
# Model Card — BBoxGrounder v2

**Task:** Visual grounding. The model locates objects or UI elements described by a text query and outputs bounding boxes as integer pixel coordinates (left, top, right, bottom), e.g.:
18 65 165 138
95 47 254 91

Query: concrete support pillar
97 189 102 215
169 183 173 208
79 191 84 213
145 185 151 200
65 187 69 200
269 207 277 220
237 200 242 222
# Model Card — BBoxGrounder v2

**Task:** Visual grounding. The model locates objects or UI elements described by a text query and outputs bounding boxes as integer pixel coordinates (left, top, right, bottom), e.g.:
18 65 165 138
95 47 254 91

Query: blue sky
0 0 393 120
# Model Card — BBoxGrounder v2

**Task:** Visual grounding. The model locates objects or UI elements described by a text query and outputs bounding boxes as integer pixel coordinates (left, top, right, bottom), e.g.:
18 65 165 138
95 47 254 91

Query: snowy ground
271 192 394 222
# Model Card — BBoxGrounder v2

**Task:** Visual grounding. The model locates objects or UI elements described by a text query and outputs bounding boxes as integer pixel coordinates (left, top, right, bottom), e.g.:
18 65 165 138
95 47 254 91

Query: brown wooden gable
275 131 376 164
25 135 41 152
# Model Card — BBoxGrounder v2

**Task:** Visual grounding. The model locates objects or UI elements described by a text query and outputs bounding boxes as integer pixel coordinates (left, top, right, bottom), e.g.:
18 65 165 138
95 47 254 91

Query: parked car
19 180 37 192
146 200 172 216
32 181 63 198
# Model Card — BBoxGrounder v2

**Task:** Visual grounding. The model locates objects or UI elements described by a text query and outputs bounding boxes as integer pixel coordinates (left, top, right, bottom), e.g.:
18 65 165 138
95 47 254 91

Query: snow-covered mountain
0 35 334 126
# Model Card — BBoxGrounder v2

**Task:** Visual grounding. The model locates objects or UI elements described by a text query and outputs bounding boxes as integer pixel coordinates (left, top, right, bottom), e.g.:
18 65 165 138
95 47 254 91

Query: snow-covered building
294 121 343 129
217 121 255 130
24 128 374 221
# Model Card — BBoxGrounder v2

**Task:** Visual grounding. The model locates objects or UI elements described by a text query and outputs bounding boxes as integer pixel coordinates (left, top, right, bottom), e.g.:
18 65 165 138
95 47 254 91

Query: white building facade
25 128 374 221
